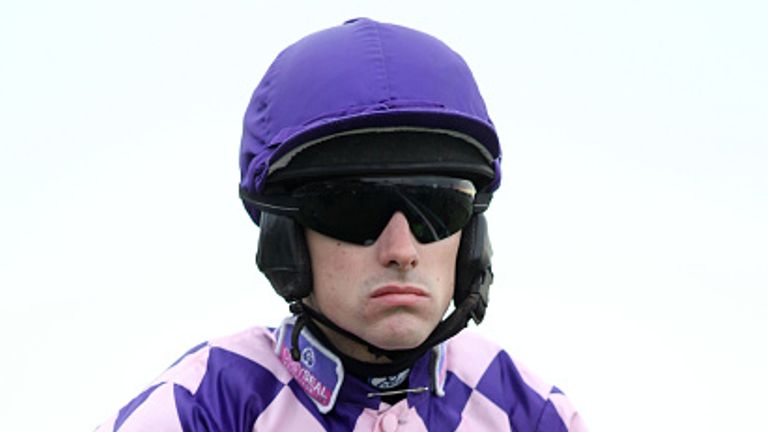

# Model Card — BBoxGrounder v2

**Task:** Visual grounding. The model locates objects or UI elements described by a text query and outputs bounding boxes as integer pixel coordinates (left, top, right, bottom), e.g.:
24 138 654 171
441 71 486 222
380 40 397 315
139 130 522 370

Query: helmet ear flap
256 213 313 302
454 214 493 323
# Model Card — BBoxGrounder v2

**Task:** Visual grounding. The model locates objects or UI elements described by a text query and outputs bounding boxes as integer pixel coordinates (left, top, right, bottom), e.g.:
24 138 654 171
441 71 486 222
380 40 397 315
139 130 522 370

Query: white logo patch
301 347 316 368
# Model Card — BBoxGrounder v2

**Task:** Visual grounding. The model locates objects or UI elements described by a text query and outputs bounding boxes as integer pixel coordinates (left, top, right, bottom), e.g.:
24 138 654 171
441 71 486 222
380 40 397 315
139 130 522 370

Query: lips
370 285 428 298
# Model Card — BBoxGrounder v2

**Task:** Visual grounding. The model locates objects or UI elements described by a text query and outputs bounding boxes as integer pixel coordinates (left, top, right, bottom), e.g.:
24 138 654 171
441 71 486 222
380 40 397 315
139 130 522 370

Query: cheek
436 234 461 278
312 244 356 282
420 233 461 303
307 238 364 307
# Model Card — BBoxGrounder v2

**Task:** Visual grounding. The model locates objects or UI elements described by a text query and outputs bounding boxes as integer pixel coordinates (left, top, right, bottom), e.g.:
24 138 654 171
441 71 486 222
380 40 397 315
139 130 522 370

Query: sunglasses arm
240 188 301 217
473 192 492 213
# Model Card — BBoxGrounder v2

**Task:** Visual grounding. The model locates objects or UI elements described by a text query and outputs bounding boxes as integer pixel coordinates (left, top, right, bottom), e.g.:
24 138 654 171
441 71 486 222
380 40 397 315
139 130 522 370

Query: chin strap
287 283 488 368
289 302 309 361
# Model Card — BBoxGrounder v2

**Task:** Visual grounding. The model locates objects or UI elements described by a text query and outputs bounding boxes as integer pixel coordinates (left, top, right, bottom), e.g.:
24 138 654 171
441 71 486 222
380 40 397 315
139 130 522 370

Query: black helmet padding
256 213 312 302
455 213 493 323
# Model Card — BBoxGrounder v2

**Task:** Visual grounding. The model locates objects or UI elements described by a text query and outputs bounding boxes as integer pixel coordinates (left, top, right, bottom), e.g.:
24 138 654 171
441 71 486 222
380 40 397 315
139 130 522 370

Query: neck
294 300 439 372
305 318 423 381
305 318 392 363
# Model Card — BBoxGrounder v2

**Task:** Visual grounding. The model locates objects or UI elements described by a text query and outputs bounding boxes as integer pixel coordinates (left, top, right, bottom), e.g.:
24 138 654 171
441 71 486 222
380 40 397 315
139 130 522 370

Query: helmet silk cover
239 18 501 223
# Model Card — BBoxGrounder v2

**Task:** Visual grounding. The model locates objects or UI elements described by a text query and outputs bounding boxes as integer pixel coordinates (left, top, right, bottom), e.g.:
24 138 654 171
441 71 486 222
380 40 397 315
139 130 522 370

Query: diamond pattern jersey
95 318 587 432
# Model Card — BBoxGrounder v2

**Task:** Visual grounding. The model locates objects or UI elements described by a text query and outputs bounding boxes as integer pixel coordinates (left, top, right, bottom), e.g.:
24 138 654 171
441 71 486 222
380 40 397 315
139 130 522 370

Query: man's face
304 211 460 357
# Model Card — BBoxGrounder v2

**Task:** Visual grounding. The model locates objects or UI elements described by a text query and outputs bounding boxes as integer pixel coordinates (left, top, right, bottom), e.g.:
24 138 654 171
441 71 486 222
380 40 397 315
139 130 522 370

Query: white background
1 1 766 430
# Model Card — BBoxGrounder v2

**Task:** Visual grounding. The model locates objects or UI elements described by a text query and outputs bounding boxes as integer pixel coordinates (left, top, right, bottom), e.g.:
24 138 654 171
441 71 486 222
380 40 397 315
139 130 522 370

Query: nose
375 212 419 271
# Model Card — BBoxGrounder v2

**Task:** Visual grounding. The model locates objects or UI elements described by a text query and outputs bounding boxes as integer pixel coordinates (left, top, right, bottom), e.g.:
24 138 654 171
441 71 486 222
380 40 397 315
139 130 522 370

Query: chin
376 339 423 351
369 324 432 350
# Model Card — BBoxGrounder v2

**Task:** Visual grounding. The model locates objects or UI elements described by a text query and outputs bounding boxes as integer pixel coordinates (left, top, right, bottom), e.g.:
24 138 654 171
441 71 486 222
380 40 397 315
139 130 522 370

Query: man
97 18 587 431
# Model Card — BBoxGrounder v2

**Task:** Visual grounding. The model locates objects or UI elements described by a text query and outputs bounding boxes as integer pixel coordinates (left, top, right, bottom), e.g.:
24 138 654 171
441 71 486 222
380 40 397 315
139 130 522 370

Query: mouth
370 285 429 307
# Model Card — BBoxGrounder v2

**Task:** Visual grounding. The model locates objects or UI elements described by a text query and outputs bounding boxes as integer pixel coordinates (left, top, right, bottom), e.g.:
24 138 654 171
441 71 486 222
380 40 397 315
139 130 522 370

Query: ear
256 213 313 302
454 214 493 323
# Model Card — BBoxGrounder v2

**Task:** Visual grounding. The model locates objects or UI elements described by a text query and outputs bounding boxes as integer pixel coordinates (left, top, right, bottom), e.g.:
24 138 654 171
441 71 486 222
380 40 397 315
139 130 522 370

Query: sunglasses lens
402 184 474 243
293 177 476 245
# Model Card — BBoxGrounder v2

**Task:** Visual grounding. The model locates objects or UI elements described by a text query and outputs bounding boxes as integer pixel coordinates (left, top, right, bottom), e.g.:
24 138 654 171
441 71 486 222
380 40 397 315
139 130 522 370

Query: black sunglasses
241 176 490 245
